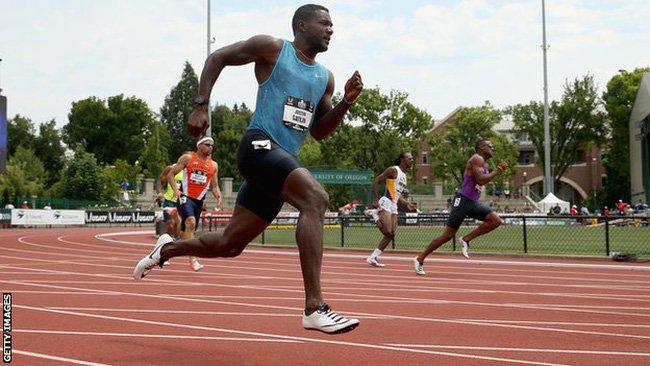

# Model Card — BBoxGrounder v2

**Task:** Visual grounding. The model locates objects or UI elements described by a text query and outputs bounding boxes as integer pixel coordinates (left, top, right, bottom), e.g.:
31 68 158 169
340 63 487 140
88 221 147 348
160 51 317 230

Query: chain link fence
200 213 650 257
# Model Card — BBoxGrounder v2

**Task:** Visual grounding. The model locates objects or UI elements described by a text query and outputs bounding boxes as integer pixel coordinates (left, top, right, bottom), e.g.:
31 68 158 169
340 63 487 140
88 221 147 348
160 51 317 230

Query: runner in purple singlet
413 140 508 275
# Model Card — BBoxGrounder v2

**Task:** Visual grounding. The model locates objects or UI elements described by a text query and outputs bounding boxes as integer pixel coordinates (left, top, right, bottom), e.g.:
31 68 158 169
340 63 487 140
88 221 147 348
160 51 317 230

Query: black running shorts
446 193 493 230
177 195 204 232
236 129 303 223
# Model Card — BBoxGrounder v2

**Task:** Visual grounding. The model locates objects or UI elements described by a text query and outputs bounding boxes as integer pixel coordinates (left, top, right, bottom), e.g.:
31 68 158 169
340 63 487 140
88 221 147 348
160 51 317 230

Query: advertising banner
0 208 11 225
11 209 85 225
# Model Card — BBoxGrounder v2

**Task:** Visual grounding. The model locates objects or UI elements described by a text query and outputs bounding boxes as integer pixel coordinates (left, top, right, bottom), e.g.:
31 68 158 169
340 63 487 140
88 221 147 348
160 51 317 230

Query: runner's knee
486 214 501 229
300 187 329 214
223 245 246 257
184 218 196 231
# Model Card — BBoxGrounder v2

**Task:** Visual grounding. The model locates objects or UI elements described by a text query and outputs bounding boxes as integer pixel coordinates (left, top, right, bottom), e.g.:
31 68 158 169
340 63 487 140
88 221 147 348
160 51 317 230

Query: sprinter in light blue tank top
248 39 329 156
413 140 508 276
135 4 364 335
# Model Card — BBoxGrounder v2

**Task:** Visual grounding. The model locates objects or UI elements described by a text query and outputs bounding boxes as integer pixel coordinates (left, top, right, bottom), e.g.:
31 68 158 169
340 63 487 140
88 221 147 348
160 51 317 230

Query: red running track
1 227 649 365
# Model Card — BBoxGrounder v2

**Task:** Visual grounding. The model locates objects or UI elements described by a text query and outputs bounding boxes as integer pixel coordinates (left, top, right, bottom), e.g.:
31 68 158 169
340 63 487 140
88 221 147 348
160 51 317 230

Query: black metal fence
200 213 650 257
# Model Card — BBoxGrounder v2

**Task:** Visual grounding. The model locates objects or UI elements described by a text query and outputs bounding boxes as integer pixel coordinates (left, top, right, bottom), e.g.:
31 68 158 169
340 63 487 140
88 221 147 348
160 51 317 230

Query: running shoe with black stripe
133 234 172 280
302 303 359 334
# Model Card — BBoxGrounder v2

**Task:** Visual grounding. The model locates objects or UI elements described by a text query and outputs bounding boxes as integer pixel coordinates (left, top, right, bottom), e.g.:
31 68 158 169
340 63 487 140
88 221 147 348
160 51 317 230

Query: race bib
190 170 208 185
283 96 314 133
474 184 484 193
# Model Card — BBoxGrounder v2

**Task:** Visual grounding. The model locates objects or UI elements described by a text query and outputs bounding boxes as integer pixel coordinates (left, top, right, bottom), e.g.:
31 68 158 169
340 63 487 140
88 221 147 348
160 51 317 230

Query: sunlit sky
1 0 648 129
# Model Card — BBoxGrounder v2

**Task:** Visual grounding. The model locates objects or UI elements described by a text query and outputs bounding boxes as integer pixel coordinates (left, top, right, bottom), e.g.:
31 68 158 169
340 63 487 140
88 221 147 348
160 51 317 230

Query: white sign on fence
10 209 85 225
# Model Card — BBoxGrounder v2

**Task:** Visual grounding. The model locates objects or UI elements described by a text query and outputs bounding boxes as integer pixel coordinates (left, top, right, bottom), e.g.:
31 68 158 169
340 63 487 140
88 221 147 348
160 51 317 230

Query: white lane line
10 236 650 290
15 304 571 366
8 279 650 341
4 254 650 322
13 349 111 366
384 344 650 357
460 319 650 328
17 235 137 256
14 329 301 343
58 235 144 253
507 303 650 311
94 231 154 246
46 307 389 319
93 231 650 271
4 252 650 325
6 244 649 303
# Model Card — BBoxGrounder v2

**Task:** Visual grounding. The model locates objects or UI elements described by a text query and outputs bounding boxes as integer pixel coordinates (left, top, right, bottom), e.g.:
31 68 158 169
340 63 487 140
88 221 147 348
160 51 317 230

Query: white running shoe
190 259 204 272
366 256 386 267
460 237 470 259
414 257 425 275
364 209 379 222
133 234 172 280
163 260 171 266
302 304 359 334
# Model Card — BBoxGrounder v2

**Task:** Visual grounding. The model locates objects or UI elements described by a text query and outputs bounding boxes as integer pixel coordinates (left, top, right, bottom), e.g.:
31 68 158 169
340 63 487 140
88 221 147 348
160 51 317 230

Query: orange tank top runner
180 152 216 200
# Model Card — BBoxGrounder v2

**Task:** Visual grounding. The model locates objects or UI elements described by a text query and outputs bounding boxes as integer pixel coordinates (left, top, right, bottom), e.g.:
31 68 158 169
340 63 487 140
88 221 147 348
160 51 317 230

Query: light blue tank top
248 39 329 156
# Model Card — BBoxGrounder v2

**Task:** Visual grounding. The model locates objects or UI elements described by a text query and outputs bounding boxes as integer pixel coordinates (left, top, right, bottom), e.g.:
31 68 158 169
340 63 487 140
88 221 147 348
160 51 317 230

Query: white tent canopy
538 193 571 214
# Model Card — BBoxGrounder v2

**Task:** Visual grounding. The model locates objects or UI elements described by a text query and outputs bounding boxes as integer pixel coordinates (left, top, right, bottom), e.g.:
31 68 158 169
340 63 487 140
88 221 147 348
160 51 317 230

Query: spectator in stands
635 200 647 212
5 202 15 209
604 206 610 216
552 204 561 215
43 202 52 210
338 200 359 216
20 201 29 209
617 199 627 216
580 205 589 215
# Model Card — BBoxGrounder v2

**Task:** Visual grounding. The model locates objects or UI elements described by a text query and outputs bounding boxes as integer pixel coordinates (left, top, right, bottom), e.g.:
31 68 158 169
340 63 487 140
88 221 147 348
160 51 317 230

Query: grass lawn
234 223 649 257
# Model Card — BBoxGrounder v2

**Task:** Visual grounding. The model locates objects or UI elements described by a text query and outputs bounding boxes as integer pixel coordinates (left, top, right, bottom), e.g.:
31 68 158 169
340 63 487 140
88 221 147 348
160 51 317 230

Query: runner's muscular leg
462 212 501 242
376 211 395 251
417 226 457 264
279 167 329 314
160 205 269 260
181 217 196 239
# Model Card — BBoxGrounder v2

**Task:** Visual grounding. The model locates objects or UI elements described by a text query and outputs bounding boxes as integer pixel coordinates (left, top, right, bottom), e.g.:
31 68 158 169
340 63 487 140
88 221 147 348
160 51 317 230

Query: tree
601 68 650 203
34 119 66 186
102 159 142 200
508 74 608 188
212 103 252 136
10 146 47 186
0 164 43 200
337 88 433 176
210 102 254 180
212 128 242 181
6 114 36 157
61 147 106 200
298 87 433 209
429 102 518 188
0 147 46 199
139 122 171 178
64 95 156 165
160 61 199 161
